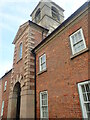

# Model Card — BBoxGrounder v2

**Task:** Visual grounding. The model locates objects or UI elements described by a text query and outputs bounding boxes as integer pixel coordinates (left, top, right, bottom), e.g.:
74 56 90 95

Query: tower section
31 0 64 33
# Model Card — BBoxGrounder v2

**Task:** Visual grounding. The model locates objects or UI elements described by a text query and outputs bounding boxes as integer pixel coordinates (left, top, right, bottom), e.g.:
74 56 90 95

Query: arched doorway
12 82 21 119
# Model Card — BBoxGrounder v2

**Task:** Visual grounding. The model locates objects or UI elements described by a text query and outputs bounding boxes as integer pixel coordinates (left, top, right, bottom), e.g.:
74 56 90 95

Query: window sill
37 69 47 75
70 48 89 59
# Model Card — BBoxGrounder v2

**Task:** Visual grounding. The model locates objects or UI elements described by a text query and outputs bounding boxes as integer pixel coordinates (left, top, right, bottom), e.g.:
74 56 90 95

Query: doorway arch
12 82 21 119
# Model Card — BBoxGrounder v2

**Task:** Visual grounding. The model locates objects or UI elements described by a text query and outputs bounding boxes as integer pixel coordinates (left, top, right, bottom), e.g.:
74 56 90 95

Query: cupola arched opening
35 8 41 23
51 6 60 21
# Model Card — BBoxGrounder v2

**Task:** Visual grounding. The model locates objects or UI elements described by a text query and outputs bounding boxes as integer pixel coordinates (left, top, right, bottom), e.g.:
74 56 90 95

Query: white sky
0 0 87 78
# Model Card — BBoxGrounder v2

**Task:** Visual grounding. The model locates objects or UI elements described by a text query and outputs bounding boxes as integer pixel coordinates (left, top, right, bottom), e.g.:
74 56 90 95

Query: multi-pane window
78 81 90 118
1 101 4 117
4 81 7 91
51 6 60 21
39 54 46 72
40 91 48 119
70 28 86 55
19 43 22 59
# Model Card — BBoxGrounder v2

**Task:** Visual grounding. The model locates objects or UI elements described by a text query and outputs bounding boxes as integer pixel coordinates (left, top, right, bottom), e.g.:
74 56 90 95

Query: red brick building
7 0 64 119
0 0 64 119
32 1 90 119
0 69 12 119
0 0 90 119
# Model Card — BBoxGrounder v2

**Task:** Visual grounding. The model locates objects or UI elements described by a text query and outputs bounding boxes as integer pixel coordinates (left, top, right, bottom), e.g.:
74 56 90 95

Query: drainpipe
32 51 36 120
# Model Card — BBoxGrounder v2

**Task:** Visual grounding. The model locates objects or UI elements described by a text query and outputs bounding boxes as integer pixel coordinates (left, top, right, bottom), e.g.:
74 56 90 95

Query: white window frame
1 101 4 117
39 54 46 72
40 91 48 119
70 28 86 55
78 81 90 118
4 81 7 91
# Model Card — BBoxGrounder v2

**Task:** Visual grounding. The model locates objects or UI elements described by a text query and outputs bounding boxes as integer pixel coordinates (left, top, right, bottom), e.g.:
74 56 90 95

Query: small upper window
51 6 60 21
39 54 46 72
4 81 7 91
1 101 4 117
19 43 22 59
70 28 86 55
78 81 90 118
35 8 41 23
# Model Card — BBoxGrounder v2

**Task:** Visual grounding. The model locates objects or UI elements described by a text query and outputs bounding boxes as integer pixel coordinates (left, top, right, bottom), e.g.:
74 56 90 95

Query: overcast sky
0 0 87 78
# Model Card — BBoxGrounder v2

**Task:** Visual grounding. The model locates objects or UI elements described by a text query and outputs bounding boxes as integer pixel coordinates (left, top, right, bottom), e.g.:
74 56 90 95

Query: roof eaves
12 21 29 44
28 20 49 31
0 69 12 79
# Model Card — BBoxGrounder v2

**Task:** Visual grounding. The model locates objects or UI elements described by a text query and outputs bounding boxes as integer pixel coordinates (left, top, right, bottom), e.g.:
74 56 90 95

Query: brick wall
35 8 89 118
0 70 11 119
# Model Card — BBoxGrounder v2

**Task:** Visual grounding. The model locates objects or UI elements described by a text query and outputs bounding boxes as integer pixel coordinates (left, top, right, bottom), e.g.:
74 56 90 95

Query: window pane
42 63 46 70
41 55 46 63
83 93 87 101
43 111 45 117
42 107 48 117
85 84 90 92
78 31 82 40
44 112 48 117
42 94 44 99
42 107 46 111
80 41 84 47
43 100 47 105
44 94 47 99
19 43 22 59
74 40 85 54
71 36 75 45
75 34 78 43
4 81 7 91
80 43 85 49
87 113 90 118
87 93 90 101
2 101 4 108
85 103 90 112
74 45 76 51
81 85 85 92
42 100 44 105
